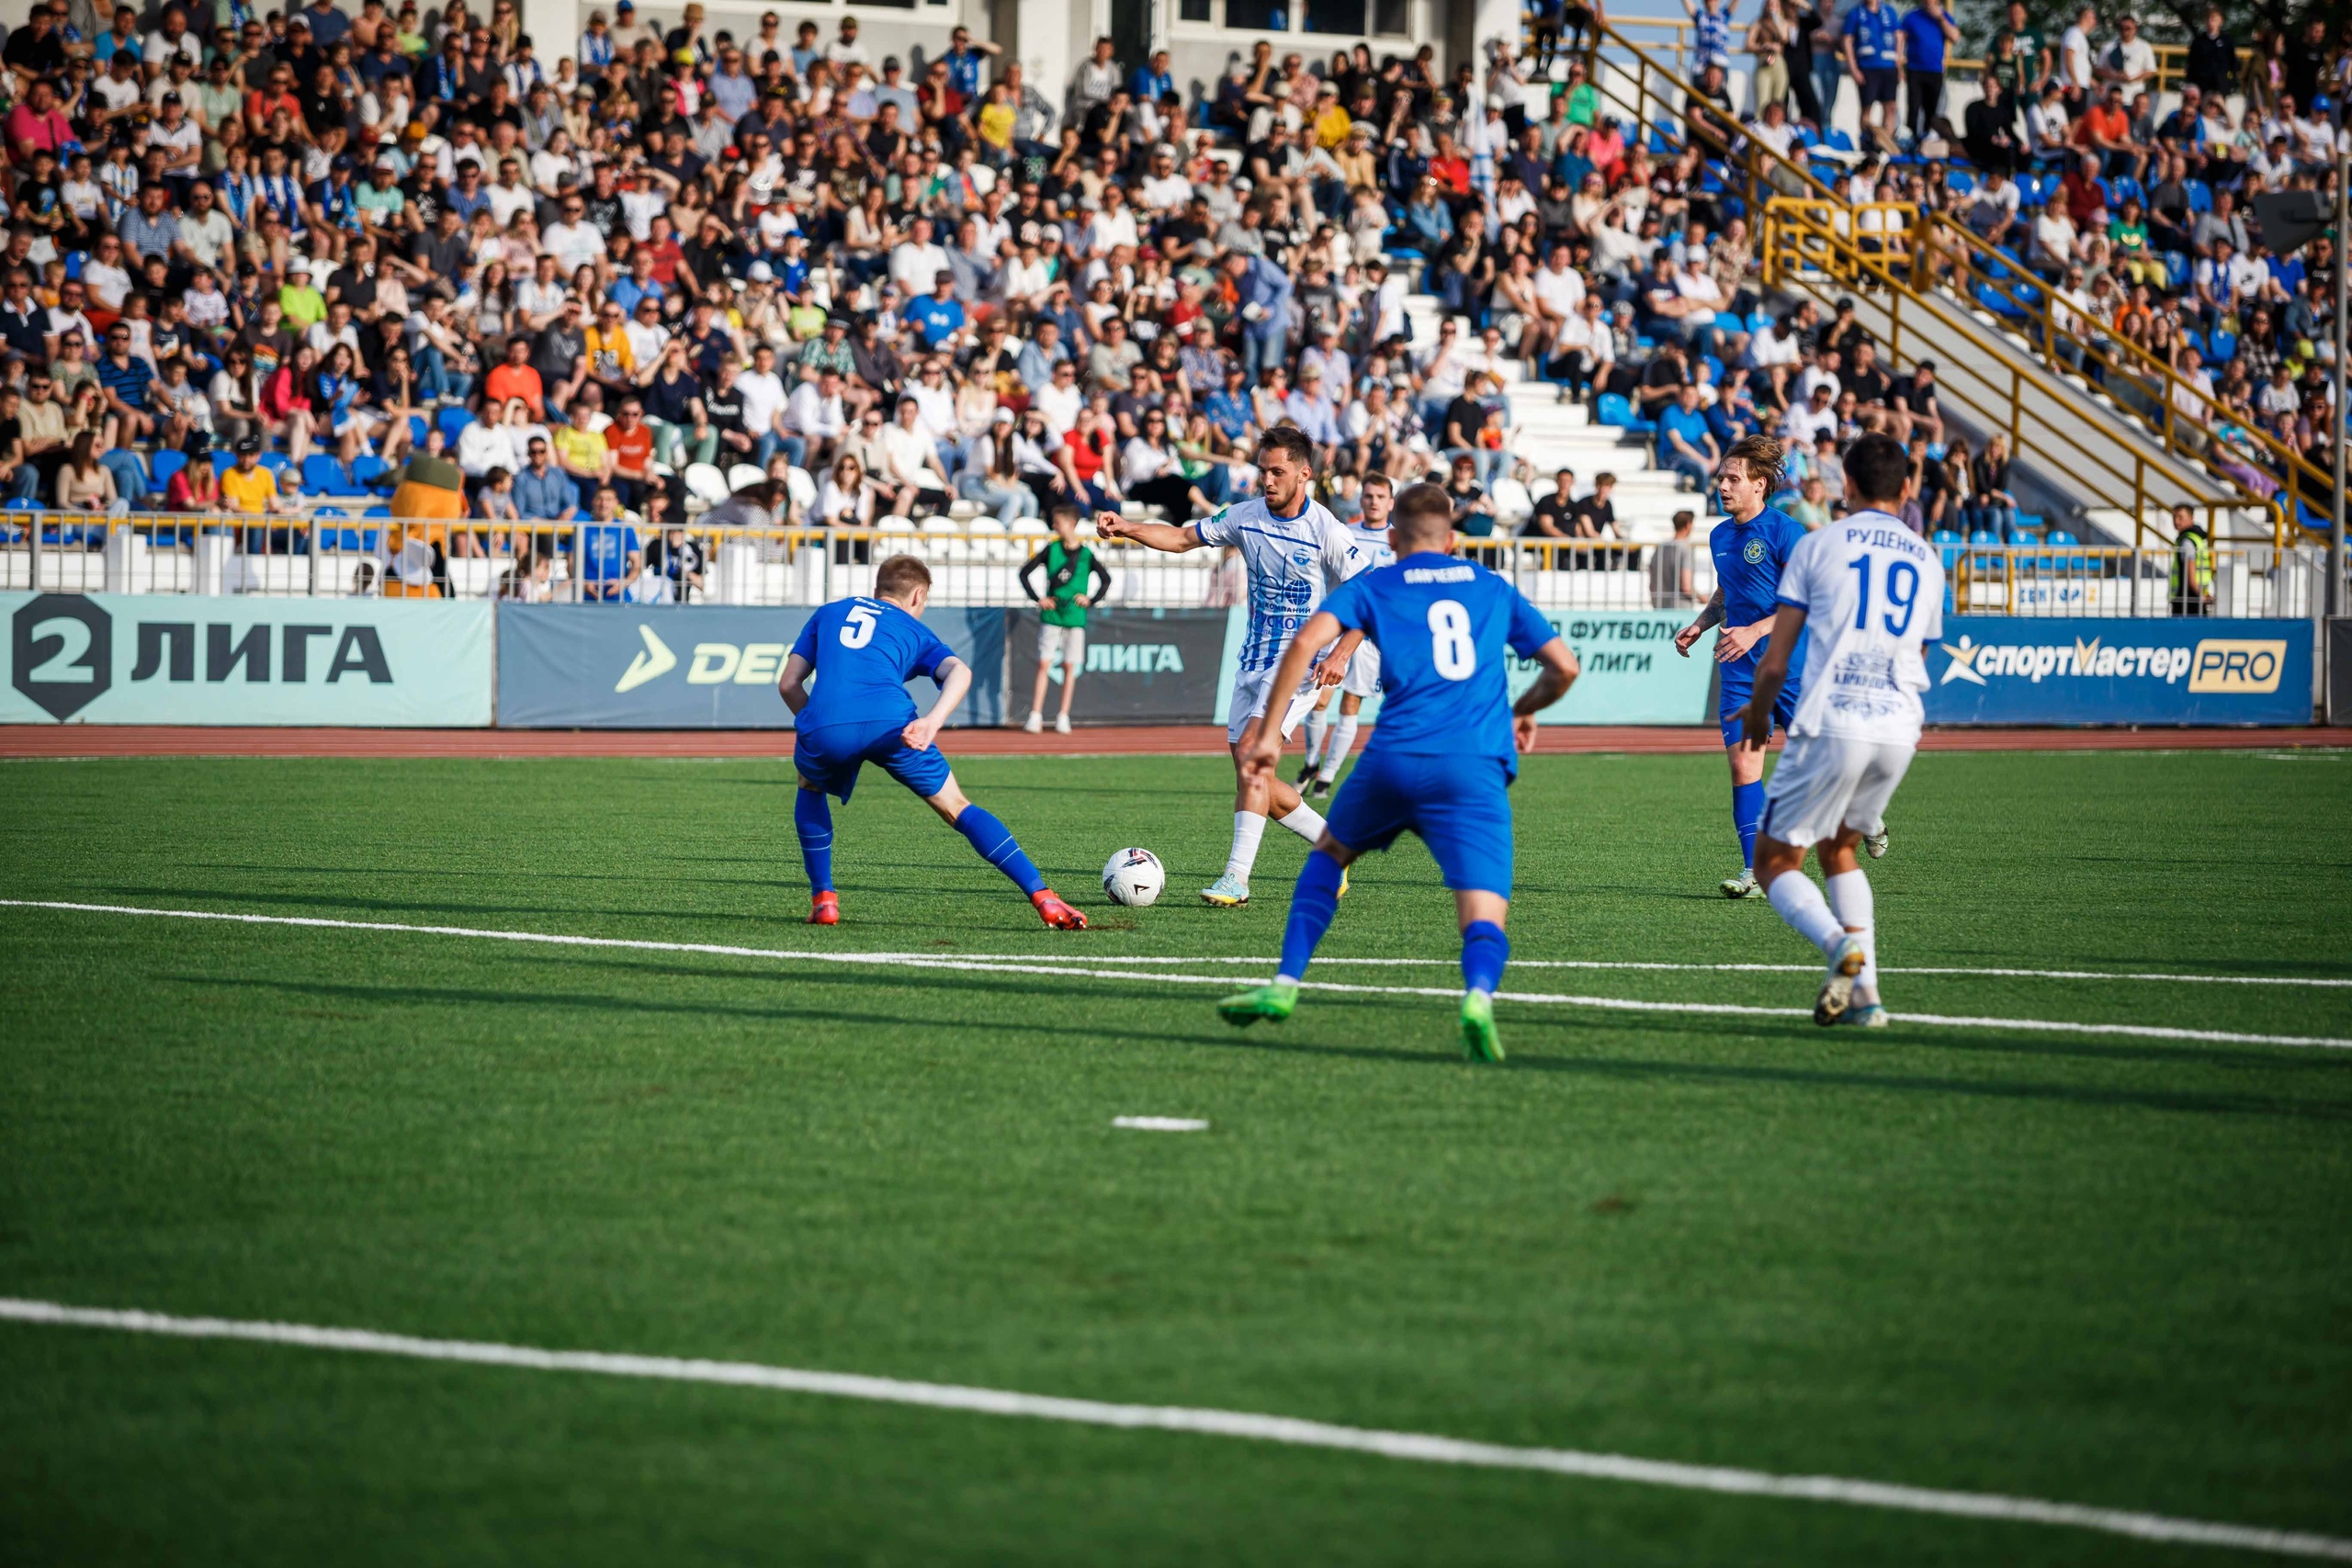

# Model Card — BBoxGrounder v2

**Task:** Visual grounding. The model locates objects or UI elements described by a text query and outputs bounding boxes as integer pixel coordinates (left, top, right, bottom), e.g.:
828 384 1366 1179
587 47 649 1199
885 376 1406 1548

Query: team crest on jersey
1742 538 1768 564
1291 550 1314 567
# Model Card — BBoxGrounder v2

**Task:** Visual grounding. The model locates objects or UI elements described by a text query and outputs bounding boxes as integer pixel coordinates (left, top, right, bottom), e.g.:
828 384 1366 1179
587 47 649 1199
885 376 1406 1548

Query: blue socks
794 786 834 894
955 804 1046 897
1461 920 1509 997
1733 778 1765 870
1276 850 1346 981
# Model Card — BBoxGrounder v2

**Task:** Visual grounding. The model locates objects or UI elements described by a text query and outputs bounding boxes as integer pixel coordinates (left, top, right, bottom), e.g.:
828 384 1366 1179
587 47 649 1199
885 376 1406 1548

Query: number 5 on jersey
841 605 878 649
1429 600 1476 680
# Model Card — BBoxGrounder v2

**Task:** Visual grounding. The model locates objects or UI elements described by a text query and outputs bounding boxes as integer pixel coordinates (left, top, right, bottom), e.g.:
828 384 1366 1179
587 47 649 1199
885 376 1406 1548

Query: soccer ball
1102 847 1166 908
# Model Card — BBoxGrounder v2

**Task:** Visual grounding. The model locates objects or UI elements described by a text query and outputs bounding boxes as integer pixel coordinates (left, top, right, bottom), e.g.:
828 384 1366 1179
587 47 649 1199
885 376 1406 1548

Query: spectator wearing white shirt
2058 6 2096 98
734 343 791 467
1136 147 1193 214
1084 186 1140 257
782 368 847 470
888 216 952 296
1781 382 1840 445
487 158 537 227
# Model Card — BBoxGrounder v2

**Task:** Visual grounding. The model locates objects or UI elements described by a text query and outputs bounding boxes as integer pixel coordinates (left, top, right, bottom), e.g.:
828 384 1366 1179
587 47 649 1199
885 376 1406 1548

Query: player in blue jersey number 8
1215 482 1581 1062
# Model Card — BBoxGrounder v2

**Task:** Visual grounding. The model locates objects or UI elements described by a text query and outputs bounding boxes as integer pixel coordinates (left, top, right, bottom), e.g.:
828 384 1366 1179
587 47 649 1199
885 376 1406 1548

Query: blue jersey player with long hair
1674 434 1811 899
778 554 1090 931
1216 482 1582 1062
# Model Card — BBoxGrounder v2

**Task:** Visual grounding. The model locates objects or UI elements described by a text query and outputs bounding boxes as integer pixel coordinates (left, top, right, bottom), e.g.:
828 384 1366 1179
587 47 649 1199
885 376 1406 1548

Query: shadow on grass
164 965 2352 1126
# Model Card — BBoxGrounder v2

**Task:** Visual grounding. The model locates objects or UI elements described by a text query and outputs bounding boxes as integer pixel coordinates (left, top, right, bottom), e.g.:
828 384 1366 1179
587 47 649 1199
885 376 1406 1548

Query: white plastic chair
784 465 818 513
727 462 766 494
684 462 730 507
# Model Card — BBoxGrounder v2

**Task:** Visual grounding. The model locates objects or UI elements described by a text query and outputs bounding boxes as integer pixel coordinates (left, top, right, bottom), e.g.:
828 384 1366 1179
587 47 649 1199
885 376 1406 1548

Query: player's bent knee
1313 832 1359 864
1753 835 1806 879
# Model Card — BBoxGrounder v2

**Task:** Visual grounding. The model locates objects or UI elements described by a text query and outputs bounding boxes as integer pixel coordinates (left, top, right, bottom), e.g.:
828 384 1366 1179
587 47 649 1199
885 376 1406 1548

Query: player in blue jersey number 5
778 555 1089 931
1216 483 1581 1062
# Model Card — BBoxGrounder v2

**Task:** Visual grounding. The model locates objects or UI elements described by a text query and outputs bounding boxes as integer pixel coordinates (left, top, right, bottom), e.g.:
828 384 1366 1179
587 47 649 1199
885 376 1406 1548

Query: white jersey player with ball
1097 427 1374 905
1738 432 1946 1028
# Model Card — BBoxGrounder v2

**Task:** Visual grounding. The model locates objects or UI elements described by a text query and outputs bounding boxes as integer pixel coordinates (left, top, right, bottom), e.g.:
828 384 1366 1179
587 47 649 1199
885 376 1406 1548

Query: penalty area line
3 899 2348 1053
0 1298 2345 1562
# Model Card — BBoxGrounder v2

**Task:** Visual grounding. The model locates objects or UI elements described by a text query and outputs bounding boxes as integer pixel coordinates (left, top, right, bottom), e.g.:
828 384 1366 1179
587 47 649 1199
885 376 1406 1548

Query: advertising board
1923 617 2312 726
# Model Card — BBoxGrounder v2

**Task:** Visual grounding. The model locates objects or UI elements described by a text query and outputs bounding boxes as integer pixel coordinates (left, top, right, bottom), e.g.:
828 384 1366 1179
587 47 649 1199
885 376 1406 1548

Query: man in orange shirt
2074 84 2136 180
243 62 303 140
605 397 657 510
483 335 545 419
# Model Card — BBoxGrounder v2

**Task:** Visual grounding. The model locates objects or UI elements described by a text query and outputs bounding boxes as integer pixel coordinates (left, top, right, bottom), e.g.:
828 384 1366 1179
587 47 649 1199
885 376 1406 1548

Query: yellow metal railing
1758 197 2283 549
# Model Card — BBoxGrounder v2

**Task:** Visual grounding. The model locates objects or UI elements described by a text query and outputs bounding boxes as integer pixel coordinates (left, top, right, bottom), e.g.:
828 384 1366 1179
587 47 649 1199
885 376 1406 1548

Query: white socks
1225 810 1267 882
1317 715 1360 783
1768 871 1847 957
1227 805 1329 884
1825 870 1878 996
1303 705 1329 764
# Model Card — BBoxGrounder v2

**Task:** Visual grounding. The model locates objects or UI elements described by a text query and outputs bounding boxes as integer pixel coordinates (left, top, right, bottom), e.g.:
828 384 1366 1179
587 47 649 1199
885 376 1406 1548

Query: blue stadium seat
1969 529 2000 545
300 454 347 495
1826 129 1855 152
210 449 235 475
5 496 42 511
150 450 187 489
2210 330 2236 362
2047 528 2076 545
436 405 472 441
2187 179 2212 212
350 454 391 489
2164 253 2191 289
362 504 391 517
1948 169 1976 194
1931 528 1962 545
1596 392 1634 427
409 415 428 444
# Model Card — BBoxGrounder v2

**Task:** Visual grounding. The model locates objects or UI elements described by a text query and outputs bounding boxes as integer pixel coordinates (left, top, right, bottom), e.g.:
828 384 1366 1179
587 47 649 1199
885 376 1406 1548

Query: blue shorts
1719 662 1800 750
794 718 952 804
1324 747 1516 898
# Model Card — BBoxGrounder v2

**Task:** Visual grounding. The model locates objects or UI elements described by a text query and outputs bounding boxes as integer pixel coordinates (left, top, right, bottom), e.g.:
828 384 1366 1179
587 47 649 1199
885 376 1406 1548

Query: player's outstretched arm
1511 637 1581 753
1092 513 1204 553
1237 609 1343 780
777 653 814 716
1674 588 1724 656
1736 604 1807 749
1316 626 1367 687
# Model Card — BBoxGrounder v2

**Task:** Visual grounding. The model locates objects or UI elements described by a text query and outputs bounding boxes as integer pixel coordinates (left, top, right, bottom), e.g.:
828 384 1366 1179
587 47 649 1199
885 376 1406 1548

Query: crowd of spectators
1690 0 2346 529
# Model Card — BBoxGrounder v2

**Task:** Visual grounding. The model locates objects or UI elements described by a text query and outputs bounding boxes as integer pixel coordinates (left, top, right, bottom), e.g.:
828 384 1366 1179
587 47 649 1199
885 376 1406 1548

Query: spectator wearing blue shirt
1282 362 1344 466
1898 0 1962 146
300 0 349 49
1684 0 1733 72
1225 250 1294 385
943 25 999 100
513 440 580 521
1129 48 1174 106
1016 317 1069 392
1842 0 1904 152
96 321 155 446
1656 383 1720 487
1204 365 1255 442
905 273 968 352
576 484 640 601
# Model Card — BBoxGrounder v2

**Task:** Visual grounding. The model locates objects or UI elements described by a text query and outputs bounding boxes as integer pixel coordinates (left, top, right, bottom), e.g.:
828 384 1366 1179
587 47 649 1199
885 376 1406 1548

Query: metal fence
4 515 2325 620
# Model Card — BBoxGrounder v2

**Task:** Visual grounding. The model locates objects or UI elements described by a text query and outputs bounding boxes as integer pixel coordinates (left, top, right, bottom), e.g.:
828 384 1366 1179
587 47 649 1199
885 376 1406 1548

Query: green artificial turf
1 747 2348 1565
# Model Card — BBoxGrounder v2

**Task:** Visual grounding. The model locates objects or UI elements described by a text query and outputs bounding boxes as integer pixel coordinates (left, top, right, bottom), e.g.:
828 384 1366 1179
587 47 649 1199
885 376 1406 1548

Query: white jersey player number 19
1761 511 1946 850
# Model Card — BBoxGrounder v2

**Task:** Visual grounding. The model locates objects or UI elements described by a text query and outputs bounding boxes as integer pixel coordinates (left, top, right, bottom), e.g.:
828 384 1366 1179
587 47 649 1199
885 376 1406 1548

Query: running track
4 727 2347 758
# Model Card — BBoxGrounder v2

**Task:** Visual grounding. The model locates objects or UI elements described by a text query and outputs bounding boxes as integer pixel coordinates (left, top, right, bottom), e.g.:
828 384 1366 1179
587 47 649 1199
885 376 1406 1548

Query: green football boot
1460 991 1504 1063
1218 981 1298 1027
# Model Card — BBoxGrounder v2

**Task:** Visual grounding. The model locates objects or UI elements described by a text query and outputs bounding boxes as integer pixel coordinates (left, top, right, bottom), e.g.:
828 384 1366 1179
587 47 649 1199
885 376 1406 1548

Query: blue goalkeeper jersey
789 597 956 735
1317 552 1562 779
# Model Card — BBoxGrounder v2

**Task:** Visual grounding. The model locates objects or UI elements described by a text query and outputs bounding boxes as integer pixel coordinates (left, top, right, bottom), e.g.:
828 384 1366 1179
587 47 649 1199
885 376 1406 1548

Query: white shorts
1340 638 1382 698
1038 623 1085 670
1759 734 1916 849
1227 664 1314 745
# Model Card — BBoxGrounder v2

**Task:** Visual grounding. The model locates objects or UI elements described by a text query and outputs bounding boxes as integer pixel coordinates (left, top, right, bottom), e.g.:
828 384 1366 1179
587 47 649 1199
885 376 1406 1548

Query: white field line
1112 1116 1209 1132
3 899 2347 1053
4 897 2340 988
900 953 2352 989
0 1299 2344 1562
